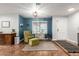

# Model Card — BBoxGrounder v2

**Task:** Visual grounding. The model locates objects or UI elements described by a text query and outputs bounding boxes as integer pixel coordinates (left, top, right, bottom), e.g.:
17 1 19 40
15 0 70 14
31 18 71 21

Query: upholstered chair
24 31 33 43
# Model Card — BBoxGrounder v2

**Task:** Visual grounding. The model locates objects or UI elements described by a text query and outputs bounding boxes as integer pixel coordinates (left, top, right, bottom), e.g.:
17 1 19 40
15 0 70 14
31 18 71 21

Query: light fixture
32 3 39 17
29 3 43 17
33 11 38 17
20 24 23 27
68 8 75 12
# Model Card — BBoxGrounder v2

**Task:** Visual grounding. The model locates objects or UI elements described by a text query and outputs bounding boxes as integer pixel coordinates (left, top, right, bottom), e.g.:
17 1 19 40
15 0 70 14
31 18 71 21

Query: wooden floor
0 41 78 56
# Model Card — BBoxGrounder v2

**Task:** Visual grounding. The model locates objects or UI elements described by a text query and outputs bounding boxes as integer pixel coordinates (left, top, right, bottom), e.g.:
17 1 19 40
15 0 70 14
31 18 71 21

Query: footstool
29 38 39 46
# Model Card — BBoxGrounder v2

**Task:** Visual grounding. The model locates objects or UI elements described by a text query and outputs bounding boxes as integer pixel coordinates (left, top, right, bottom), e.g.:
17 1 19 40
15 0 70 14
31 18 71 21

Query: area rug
55 40 79 53
22 41 59 51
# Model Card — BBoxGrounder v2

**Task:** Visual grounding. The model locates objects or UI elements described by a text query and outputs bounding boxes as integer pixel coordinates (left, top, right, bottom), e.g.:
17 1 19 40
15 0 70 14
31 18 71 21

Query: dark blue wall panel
19 16 24 40
47 17 52 38
23 18 32 32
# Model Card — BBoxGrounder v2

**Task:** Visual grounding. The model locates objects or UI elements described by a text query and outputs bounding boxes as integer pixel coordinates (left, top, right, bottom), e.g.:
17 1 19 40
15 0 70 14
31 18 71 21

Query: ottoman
29 38 39 46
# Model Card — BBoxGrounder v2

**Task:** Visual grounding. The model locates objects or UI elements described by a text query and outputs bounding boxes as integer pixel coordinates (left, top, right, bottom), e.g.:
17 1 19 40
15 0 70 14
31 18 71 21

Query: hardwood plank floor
0 41 69 56
1 40 79 56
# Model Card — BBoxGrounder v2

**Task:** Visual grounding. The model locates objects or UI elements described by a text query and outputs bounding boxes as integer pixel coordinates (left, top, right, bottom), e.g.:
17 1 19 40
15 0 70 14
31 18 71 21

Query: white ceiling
0 3 79 17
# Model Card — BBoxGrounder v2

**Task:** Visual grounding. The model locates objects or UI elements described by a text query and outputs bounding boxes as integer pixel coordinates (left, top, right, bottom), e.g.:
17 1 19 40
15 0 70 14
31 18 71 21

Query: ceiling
0 3 79 17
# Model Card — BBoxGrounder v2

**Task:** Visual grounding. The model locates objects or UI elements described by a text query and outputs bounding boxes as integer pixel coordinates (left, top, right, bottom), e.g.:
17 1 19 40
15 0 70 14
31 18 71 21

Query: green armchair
24 31 40 46
24 31 34 43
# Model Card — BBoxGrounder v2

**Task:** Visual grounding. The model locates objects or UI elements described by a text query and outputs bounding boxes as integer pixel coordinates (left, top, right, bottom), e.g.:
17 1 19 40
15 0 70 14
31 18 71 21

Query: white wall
53 16 68 40
0 14 19 36
67 12 79 44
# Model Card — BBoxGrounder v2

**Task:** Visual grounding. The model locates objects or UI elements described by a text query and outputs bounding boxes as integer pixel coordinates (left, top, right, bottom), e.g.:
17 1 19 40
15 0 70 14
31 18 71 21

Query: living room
0 3 79 56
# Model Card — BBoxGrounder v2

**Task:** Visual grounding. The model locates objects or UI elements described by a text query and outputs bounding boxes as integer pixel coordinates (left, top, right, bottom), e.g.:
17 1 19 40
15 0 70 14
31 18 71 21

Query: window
32 21 47 34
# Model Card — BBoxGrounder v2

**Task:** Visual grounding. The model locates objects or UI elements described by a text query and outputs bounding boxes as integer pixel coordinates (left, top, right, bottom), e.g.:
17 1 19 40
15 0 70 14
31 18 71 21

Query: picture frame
1 21 10 28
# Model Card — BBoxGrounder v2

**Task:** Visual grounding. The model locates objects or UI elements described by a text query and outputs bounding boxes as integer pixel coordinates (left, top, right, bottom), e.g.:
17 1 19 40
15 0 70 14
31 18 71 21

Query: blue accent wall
19 16 52 40
23 18 32 32
19 16 24 40
47 17 52 38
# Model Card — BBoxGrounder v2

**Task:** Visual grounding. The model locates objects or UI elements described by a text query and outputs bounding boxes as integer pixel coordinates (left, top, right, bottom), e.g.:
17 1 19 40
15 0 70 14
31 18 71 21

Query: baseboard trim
52 39 78 46
65 39 78 46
